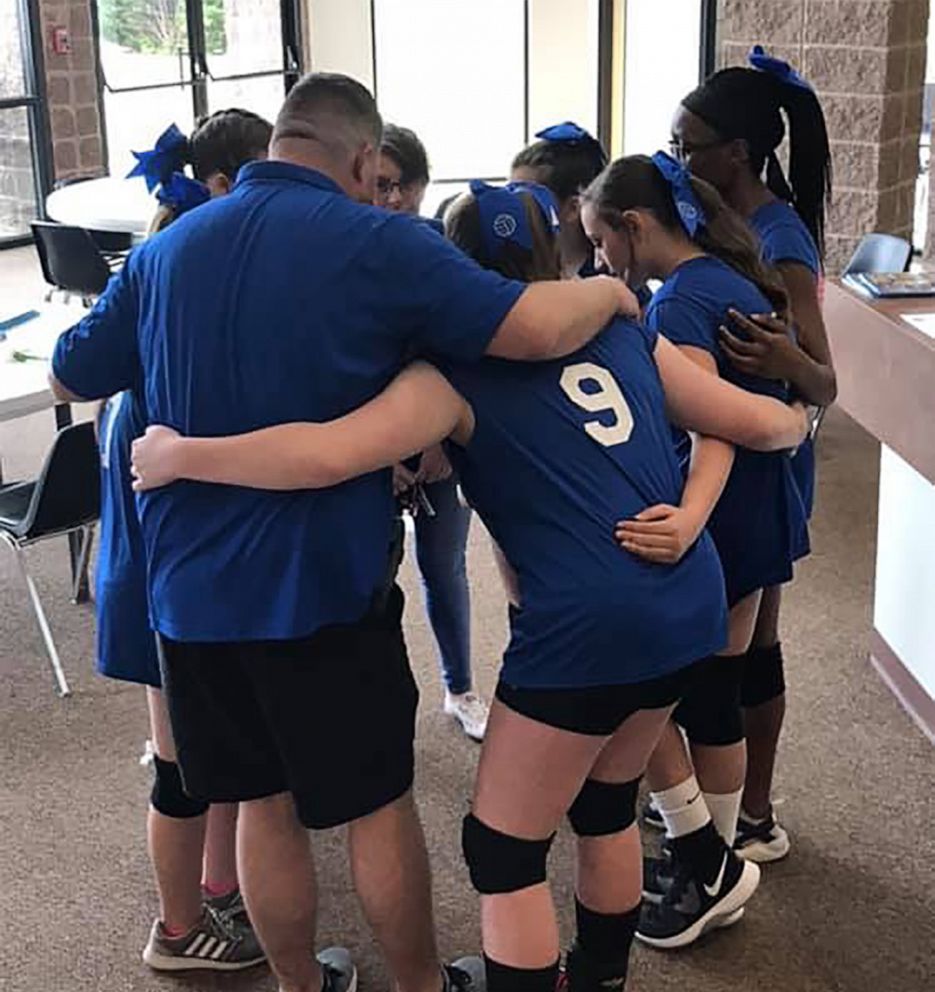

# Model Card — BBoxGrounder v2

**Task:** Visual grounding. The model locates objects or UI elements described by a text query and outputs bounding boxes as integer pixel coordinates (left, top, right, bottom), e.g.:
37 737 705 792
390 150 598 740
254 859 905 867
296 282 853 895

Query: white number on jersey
559 362 634 447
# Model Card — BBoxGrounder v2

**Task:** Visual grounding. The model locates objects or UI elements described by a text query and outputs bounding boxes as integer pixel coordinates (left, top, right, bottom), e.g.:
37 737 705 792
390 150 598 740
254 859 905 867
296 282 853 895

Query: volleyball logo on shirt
493 213 518 239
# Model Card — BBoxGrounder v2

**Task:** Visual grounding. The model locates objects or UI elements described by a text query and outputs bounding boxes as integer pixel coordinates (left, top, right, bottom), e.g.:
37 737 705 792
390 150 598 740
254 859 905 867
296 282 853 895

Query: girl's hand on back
719 309 798 381
131 425 184 491
415 443 453 485
615 503 705 564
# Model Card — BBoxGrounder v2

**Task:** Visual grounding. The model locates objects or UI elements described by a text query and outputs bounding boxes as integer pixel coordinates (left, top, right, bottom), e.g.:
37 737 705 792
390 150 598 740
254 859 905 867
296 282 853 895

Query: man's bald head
271 74 384 201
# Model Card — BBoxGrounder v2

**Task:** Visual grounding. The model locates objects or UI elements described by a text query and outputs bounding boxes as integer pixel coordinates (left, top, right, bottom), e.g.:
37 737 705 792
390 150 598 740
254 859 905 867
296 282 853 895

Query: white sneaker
444 691 489 741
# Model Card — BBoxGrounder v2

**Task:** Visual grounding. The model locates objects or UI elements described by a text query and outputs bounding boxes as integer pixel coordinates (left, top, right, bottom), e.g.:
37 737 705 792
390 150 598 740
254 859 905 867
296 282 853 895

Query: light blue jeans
413 475 473 694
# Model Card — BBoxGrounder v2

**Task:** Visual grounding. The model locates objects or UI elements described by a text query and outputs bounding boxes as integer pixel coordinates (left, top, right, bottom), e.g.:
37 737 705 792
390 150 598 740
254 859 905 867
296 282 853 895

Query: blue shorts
790 438 815 521
709 450 809 607
96 572 161 687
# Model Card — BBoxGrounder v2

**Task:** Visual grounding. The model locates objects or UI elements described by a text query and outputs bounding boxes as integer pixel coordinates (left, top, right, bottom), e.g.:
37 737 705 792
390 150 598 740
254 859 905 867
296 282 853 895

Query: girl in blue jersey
511 122 608 278
672 46 835 860
581 152 808 945
97 110 271 972
130 183 807 992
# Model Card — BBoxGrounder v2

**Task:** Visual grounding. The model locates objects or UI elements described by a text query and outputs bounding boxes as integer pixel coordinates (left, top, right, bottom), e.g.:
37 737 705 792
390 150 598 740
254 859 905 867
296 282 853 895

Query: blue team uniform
645 256 808 607
444 317 728 690
749 200 822 520
53 161 524 643
96 391 160 686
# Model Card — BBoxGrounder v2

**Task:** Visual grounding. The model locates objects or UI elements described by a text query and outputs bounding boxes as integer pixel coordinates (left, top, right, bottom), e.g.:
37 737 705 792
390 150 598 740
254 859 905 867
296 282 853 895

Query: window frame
0 0 55 248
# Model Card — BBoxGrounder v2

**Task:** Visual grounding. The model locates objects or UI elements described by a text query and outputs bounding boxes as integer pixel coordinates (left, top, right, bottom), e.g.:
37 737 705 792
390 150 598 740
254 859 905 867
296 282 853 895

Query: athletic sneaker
444 691 490 741
204 886 248 923
313 947 358 992
142 905 265 971
635 852 761 949
643 850 676 902
734 808 791 863
444 955 486 992
641 797 665 831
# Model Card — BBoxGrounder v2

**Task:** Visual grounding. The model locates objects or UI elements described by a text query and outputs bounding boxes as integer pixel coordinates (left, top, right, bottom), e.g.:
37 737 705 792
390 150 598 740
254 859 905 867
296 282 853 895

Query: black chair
843 232 913 275
0 422 100 697
31 221 112 305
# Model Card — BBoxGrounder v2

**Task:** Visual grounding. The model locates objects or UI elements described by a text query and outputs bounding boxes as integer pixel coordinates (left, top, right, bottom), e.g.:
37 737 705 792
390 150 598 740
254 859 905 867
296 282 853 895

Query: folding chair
0 422 100 697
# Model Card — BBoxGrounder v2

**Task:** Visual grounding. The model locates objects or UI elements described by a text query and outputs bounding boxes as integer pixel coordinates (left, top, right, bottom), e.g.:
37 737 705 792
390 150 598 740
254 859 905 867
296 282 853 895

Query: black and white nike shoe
642 844 675 902
734 808 791 863
635 850 760 949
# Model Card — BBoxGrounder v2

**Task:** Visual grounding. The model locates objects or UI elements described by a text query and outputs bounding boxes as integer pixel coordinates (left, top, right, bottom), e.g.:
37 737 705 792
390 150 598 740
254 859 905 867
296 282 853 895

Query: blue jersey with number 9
442 316 727 689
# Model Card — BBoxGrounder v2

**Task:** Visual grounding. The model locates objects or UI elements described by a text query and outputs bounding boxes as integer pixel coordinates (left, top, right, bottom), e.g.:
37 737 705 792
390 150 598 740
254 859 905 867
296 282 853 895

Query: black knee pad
462 813 554 894
674 654 745 747
740 642 786 708
151 755 209 819
567 777 641 837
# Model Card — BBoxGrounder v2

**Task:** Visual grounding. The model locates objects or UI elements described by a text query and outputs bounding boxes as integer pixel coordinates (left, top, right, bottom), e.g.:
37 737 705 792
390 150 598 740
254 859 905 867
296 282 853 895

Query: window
622 0 703 156
372 0 529 218
93 0 303 176
0 0 52 244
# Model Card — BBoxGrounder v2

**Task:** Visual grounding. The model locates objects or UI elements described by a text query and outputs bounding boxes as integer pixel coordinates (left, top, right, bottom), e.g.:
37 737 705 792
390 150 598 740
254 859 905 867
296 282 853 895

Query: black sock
567 900 639 991
574 899 640 960
670 820 729 882
484 955 559 992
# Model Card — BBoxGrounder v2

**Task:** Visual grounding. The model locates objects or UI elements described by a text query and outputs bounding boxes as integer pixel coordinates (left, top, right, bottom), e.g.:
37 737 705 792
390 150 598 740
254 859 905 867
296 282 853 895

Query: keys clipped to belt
399 482 436 519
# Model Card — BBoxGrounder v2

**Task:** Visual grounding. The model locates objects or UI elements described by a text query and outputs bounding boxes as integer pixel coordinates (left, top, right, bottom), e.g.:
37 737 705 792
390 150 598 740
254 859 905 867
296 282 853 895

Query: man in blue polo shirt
51 73 634 992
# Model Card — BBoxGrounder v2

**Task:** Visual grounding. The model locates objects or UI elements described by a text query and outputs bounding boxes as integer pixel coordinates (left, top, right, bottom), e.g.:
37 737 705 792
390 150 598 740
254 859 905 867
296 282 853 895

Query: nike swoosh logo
704 855 728 898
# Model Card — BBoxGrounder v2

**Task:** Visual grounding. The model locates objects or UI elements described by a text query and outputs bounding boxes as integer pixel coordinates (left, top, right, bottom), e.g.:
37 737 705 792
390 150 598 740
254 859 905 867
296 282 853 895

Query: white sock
703 788 743 846
651 775 711 839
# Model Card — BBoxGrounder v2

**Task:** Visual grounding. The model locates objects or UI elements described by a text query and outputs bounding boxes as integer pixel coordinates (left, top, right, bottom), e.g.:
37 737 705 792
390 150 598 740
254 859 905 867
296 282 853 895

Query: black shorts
495 664 696 736
158 586 418 829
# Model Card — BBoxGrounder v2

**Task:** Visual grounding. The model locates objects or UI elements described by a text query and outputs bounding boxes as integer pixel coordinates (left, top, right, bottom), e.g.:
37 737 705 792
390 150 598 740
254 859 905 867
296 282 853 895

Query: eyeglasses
668 136 728 163
376 177 404 197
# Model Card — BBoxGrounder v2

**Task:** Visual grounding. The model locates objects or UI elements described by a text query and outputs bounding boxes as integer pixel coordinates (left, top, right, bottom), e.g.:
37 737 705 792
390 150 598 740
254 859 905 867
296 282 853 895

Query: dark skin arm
720 261 837 407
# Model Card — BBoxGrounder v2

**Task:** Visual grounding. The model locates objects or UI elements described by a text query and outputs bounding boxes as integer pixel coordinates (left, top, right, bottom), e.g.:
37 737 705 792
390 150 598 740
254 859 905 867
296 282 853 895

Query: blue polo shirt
53 161 524 642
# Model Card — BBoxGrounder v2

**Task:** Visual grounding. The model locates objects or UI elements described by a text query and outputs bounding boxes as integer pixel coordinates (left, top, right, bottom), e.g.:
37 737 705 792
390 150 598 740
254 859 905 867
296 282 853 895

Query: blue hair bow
470 179 559 263
748 44 813 91
535 121 608 167
651 151 706 238
156 173 210 216
127 124 189 192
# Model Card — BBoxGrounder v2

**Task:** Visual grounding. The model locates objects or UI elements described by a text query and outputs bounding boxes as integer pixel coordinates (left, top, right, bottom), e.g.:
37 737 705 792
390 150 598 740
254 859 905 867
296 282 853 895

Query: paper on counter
901 313 935 341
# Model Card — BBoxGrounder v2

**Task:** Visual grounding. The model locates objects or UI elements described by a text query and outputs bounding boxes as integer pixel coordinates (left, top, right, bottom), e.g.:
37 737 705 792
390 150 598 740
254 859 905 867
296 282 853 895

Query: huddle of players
102 48 833 992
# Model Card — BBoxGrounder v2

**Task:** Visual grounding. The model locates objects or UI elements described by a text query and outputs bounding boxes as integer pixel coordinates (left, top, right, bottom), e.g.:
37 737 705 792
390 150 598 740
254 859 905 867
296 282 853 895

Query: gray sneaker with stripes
142 904 266 971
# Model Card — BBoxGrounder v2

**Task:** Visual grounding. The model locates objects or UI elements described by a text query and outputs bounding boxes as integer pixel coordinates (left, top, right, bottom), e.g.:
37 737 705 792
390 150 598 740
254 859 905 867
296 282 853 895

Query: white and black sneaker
316 947 358 992
636 851 760 949
444 956 486 992
734 808 790 863
143 905 266 971
642 847 676 903
641 798 665 831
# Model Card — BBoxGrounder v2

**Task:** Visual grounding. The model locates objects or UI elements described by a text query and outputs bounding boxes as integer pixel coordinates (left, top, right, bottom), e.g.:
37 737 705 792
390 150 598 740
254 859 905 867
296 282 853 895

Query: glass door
94 0 302 176
0 0 52 245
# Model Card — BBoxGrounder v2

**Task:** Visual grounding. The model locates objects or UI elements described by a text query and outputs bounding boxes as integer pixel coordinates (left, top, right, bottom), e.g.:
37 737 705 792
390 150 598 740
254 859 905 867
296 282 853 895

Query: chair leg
1 535 71 698
71 525 95 604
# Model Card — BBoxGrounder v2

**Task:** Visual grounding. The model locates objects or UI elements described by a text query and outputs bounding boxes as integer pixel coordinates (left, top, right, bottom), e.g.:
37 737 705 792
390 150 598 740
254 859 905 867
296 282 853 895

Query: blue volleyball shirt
749 200 821 276
645 256 808 605
96 392 161 686
750 199 821 520
443 316 727 689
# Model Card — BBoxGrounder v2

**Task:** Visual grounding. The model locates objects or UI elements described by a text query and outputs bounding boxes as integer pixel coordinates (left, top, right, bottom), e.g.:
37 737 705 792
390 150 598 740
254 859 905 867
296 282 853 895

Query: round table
45 176 155 238
0 301 87 423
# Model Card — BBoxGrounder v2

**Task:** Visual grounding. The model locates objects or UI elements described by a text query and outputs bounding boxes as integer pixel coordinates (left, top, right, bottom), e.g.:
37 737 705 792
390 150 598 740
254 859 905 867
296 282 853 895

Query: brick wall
39 0 106 180
717 0 930 273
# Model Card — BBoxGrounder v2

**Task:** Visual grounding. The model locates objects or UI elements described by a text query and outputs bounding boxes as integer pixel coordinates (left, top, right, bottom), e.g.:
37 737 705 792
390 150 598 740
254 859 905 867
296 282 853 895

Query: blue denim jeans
414 475 473 694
